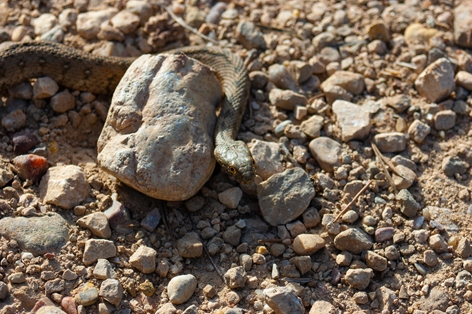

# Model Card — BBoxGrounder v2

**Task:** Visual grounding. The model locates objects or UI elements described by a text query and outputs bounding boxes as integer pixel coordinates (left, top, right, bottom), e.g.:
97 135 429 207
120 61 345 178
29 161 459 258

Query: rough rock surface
97 54 223 201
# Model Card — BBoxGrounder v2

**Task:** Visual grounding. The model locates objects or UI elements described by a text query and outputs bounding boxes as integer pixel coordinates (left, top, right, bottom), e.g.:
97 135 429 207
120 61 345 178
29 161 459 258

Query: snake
0 41 255 184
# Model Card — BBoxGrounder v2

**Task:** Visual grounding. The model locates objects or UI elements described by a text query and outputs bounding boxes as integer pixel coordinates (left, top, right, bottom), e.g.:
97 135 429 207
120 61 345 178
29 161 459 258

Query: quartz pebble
129 246 157 273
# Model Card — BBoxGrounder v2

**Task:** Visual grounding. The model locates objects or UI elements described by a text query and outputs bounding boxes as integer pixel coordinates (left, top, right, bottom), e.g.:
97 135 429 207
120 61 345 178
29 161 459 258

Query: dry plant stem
334 179 374 222
157 4 219 45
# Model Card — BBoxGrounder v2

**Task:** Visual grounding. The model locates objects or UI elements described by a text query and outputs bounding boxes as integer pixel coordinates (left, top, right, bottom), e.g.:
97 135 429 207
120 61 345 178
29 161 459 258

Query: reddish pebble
61 296 78 314
44 252 56 260
31 297 54 313
12 154 49 182
374 227 395 242
12 130 39 154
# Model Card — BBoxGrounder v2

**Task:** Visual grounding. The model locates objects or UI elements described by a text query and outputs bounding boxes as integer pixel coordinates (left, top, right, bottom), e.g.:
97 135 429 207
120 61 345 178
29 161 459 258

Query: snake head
214 141 255 184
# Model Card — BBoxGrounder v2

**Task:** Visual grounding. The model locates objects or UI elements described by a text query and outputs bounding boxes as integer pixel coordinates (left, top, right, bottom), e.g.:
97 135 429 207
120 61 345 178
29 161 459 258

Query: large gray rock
98 54 223 201
257 168 315 226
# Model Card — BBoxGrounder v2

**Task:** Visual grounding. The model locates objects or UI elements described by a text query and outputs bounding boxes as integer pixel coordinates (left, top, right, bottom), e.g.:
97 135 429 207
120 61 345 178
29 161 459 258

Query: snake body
0 41 255 184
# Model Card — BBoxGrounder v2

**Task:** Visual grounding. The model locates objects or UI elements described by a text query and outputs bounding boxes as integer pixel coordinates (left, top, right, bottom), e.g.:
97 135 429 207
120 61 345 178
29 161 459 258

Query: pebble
224 266 247 289
1 109 26 132
434 110 456 130
454 1 472 48
218 187 243 209
110 10 140 34
396 189 420 218
333 228 373 254
375 227 395 242
33 77 59 98
31 13 57 35
408 120 431 143
442 156 467 177
82 239 117 266
62 269 78 281
309 137 342 172
414 58 455 103
373 132 406 153
455 71 472 91
222 225 242 247
12 131 40 154
321 71 365 95
336 251 352 266
249 140 283 180
60 296 76 314
139 279 155 297
263 286 304 314
236 21 266 50
429 234 449 253
77 212 111 239
50 89 75 113
0 212 68 255
76 9 118 39
290 256 311 274
257 168 315 226
140 208 161 232
302 207 321 228
0 166 14 188
45 278 65 295
99 278 123 306
104 198 132 234
344 268 374 290
129 246 157 273
93 259 116 279
332 100 371 141
177 232 203 258
8 272 26 284
423 250 438 267
309 300 337 313
39 165 90 210
365 250 388 271
268 88 307 110
268 64 298 91
37 306 67 314
457 238 472 258
75 282 99 306
300 115 324 138
292 233 326 255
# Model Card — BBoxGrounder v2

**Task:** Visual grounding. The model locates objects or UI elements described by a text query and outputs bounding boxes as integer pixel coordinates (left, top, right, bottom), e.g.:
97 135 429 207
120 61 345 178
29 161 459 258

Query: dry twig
334 179 374 222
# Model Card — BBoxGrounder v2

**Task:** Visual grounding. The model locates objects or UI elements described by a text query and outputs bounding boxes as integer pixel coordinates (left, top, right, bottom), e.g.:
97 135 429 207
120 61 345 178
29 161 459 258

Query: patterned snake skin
0 41 255 184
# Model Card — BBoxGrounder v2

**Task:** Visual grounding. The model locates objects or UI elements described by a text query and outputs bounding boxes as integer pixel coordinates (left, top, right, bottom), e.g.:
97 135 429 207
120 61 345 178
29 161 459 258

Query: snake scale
0 41 255 184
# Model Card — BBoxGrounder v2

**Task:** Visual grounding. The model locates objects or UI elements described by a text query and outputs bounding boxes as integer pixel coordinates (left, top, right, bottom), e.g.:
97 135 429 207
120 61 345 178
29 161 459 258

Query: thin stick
157 4 219 45
334 179 373 222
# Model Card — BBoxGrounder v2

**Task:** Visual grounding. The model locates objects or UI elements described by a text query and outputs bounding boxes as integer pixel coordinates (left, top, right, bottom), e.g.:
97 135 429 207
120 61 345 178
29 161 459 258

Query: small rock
292 233 325 255
13 154 49 182
8 272 26 284
129 246 157 273
290 256 312 275
177 232 203 258
454 1 472 48
334 228 373 254
224 266 247 289
302 207 321 228
99 279 123 306
457 238 472 258
415 58 455 103
375 227 395 242
345 268 374 290
423 250 438 267
2 109 26 132
429 234 448 253
365 250 388 271
12 131 40 154
218 187 243 209
76 9 118 39
396 189 420 218
309 137 342 172
455 71 472 91
408 120 431 143
40 165 90 210
332 100 371 141
342 210 359 224
110 10 140 34
373 132 406 153
45 278 65 295
62 269 78 281
309 300 337 313
77 212 111 239
236 21 266 50
442 156 467 177
223 225 242 247
93 259 116 279
0 282 8 300
257 168 315 226
321 71 365 95
300 115 324 138
74 282 99 306
140 208 161 232
263 286 304 314
60 296 76 314
167 275 198 305
83 239 116 266
50 90 75 113
269 88 307 110
268 64 298 91
336 251 352 266
434 110 456 130
33 77 59 98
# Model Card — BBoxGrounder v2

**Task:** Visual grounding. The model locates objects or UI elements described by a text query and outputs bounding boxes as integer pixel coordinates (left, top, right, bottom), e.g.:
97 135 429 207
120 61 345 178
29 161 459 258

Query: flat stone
429 234 448 253
396 189 420 218
415 58 455 103
269 88 307 110
50 89 75 113
300 115 324 138
218 187 243 209
76 9 118 40
93 259 116 279
321 71 365 95
33 77 59 98
373 132 406 153
332 100 371 141
77 212 111 239
168 274 197 305
455 71 472 91
365 250 387 271
442 156 467 177
257 168 315 226
75 282 99 306
223 225 242 247
39 165 90 210
292 234 325 255
309 137 342 172
375 227 395 242
408 120 430 143
224 266 247 289
110 10 140 34
97 54 223 201
264 286 304 314
345 268 374 290
82 239 116 266
129 246 157 273
334 228 373 254
99 278 123 306
0 213 68 255
236 21 266 50
434 110 456 130
177 232 203 258
309 300 337 314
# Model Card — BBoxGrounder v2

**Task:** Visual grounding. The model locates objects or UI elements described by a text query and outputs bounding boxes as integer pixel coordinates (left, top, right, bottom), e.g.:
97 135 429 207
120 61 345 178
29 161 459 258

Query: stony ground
0 0 472 313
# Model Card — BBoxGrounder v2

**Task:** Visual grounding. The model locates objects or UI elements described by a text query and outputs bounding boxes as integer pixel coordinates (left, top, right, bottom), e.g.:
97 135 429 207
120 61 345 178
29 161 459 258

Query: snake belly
0 41 254 183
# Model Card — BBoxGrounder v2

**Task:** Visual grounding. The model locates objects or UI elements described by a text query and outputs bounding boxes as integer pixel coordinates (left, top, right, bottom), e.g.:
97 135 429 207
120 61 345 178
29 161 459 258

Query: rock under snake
0 41 255 184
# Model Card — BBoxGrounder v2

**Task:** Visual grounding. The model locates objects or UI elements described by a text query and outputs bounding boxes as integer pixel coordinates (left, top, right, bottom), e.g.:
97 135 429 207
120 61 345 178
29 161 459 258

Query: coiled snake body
0 41 255 184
